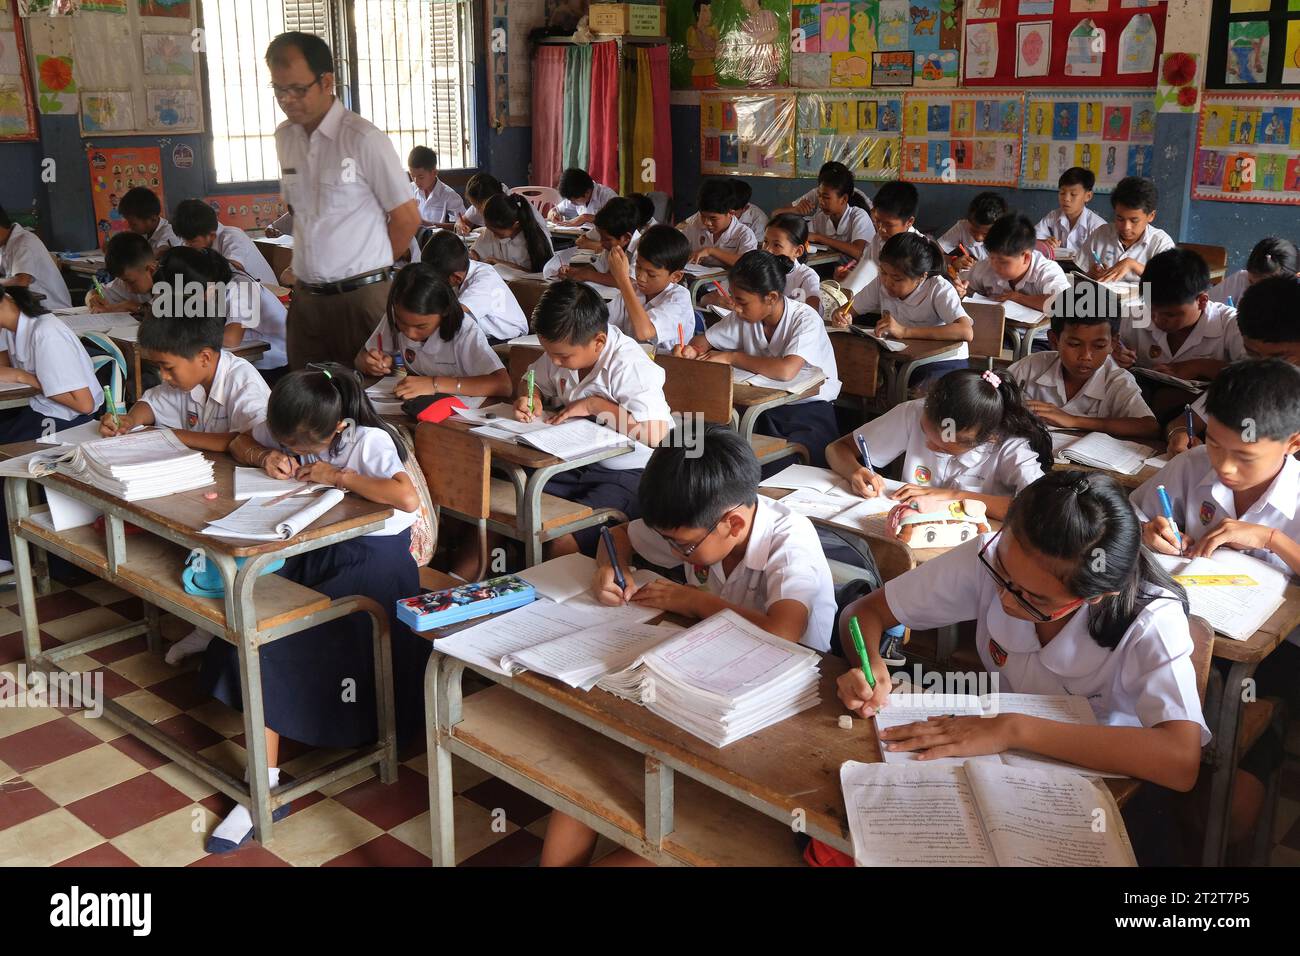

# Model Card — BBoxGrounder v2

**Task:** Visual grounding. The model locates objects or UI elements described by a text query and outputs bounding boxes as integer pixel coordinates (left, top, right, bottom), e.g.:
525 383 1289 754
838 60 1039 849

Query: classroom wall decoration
0 1 38 140
901 90 1024 185
962 0 1168 86
795 90 902 178
1155 49 1200 111
202 193 287 231
485 0 546 128
700 90 798 176
671 0 791 90
1206 0 1300 90
1193 92 1300 205
27 16 77 114
1020 90 1157 191
85 144 164 248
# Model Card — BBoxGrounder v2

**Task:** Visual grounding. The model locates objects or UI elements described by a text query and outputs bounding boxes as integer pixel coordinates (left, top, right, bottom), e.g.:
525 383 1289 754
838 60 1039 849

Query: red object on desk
93 515 145 536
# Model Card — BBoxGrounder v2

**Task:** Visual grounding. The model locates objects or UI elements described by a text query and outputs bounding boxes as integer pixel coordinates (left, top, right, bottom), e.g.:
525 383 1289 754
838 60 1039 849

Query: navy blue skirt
756 400 840 468
542 464 643 556
198 529 426 750
0 407 94 562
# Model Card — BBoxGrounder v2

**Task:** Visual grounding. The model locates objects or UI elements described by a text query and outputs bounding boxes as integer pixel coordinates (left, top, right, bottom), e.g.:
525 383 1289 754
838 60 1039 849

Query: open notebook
201 489 347 541
468 411 632 461
1050 431 1154 476
731 365 825 393
840 760 1136 866
758 464 904 525
1155 551 1289 641
964 293 1046 326
846 327 908 352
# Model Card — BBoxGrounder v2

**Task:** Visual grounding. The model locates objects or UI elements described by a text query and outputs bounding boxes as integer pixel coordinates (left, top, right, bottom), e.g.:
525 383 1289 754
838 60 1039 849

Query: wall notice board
700 91 798 177
1194 91 1300 205
795 90 903 179
901 90 1024 186
1021 90 1158 191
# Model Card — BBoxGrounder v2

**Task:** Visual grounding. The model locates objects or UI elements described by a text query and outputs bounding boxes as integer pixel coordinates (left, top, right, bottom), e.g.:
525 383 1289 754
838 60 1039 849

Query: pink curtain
532 46 567 190
646 44 674 199
587 41 620 191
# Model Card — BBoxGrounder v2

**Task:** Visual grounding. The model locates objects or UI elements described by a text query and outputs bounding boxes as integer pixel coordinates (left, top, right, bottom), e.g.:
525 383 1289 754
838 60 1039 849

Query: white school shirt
149 218 182 251
140 350 268 434
527 323 672 470
785 261 822 312
885 535 1209 743
853 399 1044 495
1007 352 1154 421
553 182 617 221
214 222 278 287
0 312 103 421
850 273 971 362
1120 301 1246 368
737 203 769 241
250 421 417 536
1208 269 1251 306
363 314 503 409
678 213 757 264
456 260 528 341
1 224 72 311
275 98 413 284
100 278 150 308
938 220 988 260
606 282 694 352
223 270 288 370
705 297 841 403
798 186 871 210
472 204 553 270
967 251 1070 301
627 495 838 652
413 177 466 226
1080 223 1175 283
1034 207 1107 256
810 205 875 251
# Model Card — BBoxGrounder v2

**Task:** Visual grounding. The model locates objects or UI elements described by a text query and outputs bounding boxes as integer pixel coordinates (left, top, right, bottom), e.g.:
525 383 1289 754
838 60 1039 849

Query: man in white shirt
268 31 420 368
0 208 72 311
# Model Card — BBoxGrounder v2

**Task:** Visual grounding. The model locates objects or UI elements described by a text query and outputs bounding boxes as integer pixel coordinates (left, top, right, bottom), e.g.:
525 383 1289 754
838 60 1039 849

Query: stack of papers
202 488 346 541
683 263 722 277
597 610 822 747
29 429 214 501
1155 551 1289 641
36 421 138 446
758 464 904 527
365 375 405 416
742 365 825 393
1051 431 1153 475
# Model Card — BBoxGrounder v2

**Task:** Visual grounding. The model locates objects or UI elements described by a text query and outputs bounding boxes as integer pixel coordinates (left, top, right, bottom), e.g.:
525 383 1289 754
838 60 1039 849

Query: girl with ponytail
473 192 554 272
827 368 1051 519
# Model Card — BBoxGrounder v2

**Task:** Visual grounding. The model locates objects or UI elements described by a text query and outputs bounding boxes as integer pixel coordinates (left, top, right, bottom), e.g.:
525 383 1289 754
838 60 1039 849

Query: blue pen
1156 484 1182 551
1227 296 1235 308
600 526 626 591
855 433 873 471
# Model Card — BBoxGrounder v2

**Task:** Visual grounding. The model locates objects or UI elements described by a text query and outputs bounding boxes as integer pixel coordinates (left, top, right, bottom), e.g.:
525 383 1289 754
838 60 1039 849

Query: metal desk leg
520 462 572 567
371 602 398 785
644 756 675 848
226 553 275 844
143 603 162 656
427 654 463 867
6 478 43 666
1201 660 1253 867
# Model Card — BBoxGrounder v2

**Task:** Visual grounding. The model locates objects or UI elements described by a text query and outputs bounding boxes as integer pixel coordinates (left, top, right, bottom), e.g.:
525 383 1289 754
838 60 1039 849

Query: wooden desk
0 384 39 412
880 339 966 406
253 236 293 282
2 440 398 846
731 372 826 443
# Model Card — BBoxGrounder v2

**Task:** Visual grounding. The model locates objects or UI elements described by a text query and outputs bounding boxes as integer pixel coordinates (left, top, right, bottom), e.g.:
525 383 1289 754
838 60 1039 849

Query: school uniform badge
692 564 710 587
1148 345 1162 359
405 348 416 365
186 411 198 428
1200 500 1217 525
913 465 932 485
988 638 1007 667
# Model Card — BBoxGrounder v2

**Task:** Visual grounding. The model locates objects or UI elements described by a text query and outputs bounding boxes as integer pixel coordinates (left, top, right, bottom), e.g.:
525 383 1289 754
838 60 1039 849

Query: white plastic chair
509 185 562 216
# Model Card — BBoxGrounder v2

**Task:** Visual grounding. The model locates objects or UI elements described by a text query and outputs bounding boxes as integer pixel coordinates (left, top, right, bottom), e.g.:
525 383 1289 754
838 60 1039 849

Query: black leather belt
300 268 393 296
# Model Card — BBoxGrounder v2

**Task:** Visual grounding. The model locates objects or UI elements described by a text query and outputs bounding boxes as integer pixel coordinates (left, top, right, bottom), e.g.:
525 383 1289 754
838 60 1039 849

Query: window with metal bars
201 0 476 187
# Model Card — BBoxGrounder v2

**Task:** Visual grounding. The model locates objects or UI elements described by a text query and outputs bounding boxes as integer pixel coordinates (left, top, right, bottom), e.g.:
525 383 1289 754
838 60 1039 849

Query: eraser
203 492 218 500
838 715 853 730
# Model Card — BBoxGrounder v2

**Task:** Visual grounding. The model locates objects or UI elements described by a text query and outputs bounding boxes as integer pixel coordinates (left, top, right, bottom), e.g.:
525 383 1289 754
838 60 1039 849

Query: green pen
525 369 535 415
105 382 120 430
92 275 106 299
849 616 876 690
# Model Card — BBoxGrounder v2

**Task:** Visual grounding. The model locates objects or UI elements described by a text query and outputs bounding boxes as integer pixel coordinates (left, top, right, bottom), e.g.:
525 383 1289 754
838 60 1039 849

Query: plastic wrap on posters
902 90 1023 186
1194 93 1300 206
1021 91 1156 193
701 90 797 177
796 90 902 179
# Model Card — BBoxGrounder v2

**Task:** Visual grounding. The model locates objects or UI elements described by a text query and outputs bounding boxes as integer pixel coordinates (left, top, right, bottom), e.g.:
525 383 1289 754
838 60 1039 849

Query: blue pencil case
396 575 536 631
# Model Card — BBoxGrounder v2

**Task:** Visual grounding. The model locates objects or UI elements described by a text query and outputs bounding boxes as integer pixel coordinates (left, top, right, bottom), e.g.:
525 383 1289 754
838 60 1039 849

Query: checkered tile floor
2 573 1298 867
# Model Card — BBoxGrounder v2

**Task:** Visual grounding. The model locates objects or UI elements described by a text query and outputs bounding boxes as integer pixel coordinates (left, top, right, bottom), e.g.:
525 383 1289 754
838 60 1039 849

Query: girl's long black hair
386 262 465 343
1 286 48 318
924 369 1054 471
729 249 794 297
267 364 409 463
482 193 553 272
1006 471 1188 649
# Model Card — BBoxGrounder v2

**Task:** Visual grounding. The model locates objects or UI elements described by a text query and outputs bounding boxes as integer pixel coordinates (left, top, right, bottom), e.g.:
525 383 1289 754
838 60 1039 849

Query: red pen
678 323 685 348
712 281 726 298
957 243 969 259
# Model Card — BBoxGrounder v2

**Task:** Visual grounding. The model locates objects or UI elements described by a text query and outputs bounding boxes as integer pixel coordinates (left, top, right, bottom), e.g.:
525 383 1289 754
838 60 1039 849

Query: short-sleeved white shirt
884 535 1209 743
101 278 150 308
810 205 875 253
149 218 183 251
850 274 971 361
705 297 841 403
1007 352 1154 421
413 177 466 226
553 182 617 221
606 282 694 353
472 203 552 270
841 225 925 295
527 323 673 470
853 399 1045 495
968 251 1070 301
1208 269 1251 307
627 494 837 652
275 98 414 283
363 314 503 409
736 203 769 242
214 222 278 286
1120 301 1246 367
140 350 269 435
1080 223 1176 284
938 220 988 260
1 224 72 311
678 214 757 265
1034 207 1107 255
457 260 529 341
0 312 103 420
223 270 289 370
785 261 823 312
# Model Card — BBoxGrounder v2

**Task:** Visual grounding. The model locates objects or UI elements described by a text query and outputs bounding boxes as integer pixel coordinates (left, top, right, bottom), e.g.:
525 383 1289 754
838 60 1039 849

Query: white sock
164 627 214 665
211 766 281 845
0 559 13 574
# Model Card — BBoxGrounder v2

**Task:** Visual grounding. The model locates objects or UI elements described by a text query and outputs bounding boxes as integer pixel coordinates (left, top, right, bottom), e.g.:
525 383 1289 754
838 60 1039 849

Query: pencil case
401 393 468 423
397 574 536 631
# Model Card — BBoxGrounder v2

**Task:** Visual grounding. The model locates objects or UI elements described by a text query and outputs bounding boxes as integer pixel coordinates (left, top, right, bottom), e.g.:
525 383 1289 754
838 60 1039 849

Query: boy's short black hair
629 192 656 229
0 204 11 229
817 162 855 198
983 214 1037 257
968 191 1009 227
635 225 690 274
698 178 736 215
533 279 608 345
639 424 760 531
1145 248 1210 307
593 197 640 240
118 187 162 220
1205 358 1300 441
138 309 225 360
265 31 334 75
407 146 437 170
1048 298 1117 337
558 167 595 200
420 231 470 279
730 180 753 208
171 199 219 240
1059 166 1096 192
1111 176 1158 213
104 231 155 278
872 180 918 221
1237 275 1300 343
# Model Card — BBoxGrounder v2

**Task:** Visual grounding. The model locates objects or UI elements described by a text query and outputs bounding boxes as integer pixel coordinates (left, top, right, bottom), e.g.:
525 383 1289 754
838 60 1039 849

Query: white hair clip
981 370 1002 389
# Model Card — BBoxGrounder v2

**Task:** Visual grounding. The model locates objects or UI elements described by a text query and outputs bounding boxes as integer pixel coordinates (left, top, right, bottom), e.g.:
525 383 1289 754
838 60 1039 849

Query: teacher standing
266 32 420 368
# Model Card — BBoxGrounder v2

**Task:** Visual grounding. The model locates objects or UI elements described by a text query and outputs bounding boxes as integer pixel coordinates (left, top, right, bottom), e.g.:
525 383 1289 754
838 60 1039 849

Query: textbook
27 428 215 501
470 415 632 461
1131 366 1207 393
840 760 1136 866
1155 551 1289 641
397 574 536 631
743 365 825 393
1050 431 1154 475
965 293 1045 326
846 326 908 351
596 610 822 748
201 489 347 541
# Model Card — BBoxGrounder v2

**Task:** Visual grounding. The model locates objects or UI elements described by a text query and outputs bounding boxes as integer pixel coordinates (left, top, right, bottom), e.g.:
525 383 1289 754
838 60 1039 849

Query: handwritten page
232 467 329 501
504 620 680 689
517 417 633 460
202 489 346 540
1155 552 1289 641
36 421 135 446
745 365 824 393
515 552 662 604
54 312 135 334
1051 431 1152 475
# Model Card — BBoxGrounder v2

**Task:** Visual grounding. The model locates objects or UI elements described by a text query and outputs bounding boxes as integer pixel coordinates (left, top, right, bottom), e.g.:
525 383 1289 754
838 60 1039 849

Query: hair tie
981 370 1002 389
1071 476 1091 495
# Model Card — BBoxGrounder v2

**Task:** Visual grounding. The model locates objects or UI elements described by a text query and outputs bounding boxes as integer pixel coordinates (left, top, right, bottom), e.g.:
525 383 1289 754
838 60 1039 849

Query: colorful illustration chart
85 145 164 249
1194 93 1300 207
795 91 903 179
701 91 798 177
901 90 1024 186
1020 91 1158 192
202 194 287 231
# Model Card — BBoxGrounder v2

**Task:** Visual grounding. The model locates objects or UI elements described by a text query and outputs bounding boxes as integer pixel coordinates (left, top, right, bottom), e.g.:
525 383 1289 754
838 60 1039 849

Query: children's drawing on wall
1117 12 1156 75
1065 19 1103 77
1227 20 1269 85
678 0 789 88
732 0 783 86
963 20 998 79
688 0 719 88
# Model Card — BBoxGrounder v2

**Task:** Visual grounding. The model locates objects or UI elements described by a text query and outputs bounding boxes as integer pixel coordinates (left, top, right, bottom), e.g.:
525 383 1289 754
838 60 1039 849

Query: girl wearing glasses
826 368 1052 520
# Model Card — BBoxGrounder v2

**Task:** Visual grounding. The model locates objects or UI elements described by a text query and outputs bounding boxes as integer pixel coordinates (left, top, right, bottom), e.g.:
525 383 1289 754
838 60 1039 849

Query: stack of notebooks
453 402 632 461
28 429 215 501
1050 431 1155 476
597 610 822 748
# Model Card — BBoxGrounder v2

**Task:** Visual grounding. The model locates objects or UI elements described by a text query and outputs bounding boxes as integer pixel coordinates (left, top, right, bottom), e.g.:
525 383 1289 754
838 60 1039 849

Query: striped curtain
531 45 567 193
